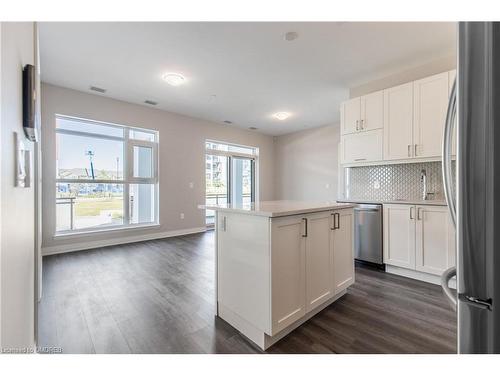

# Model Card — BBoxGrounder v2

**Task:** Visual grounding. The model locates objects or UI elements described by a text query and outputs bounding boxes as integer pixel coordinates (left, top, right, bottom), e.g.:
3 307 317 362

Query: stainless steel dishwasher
354 204 383 266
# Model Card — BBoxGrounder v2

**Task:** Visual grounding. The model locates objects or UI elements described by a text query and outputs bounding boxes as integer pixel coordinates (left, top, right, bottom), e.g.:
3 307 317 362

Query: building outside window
55 115 159 233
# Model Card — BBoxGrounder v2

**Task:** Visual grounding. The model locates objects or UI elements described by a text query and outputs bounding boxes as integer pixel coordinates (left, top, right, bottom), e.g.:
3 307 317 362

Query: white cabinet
271 208 354 334
341 129 383 164
383 82 414 160
341 90 383 135
361 90 384 132
341 97 361 135
271 215 306 333
383 204 456 276
413 72 450 158
305 211 334 311
415 205 456 276
383 204 416 269
332 209 355 294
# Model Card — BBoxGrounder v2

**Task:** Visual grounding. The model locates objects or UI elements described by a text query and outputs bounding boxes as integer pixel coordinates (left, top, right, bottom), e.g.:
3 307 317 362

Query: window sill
53 223 161 239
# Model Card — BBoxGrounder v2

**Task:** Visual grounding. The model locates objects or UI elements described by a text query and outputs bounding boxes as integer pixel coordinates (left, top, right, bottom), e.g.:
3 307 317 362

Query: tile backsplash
345 161 445 201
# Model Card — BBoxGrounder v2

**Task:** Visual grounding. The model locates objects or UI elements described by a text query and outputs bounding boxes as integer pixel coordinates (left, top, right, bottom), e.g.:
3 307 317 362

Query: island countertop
200 200 355 217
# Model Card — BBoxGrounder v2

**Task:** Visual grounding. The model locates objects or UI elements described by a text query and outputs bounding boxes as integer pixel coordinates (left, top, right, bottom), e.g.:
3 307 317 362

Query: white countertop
338 199 447 206
200 200 355 217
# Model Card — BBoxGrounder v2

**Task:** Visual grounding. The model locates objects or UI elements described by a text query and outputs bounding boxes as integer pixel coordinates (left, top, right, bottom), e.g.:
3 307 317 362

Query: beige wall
274 124 340 202
350 55 456 98
41 83 275 253
1 22 36 350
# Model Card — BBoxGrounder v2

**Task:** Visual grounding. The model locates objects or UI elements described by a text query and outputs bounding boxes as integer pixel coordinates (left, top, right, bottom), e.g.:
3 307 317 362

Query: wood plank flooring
38 231 456 354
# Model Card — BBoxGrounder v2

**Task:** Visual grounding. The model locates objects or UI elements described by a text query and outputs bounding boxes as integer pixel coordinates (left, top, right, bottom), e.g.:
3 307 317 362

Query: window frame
54 114 159 236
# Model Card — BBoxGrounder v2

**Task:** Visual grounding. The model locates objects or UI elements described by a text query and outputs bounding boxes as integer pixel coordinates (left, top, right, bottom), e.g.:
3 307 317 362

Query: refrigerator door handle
442 78 457 228
458 294 493 311
441 266 457 310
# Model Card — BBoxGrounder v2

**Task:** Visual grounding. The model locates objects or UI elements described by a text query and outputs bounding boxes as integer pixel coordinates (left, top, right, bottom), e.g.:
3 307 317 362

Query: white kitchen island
204 200 355 350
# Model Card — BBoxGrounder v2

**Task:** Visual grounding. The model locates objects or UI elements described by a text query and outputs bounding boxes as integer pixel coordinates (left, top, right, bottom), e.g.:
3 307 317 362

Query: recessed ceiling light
162 73 186 86
284 31 299 41
273 112 291 121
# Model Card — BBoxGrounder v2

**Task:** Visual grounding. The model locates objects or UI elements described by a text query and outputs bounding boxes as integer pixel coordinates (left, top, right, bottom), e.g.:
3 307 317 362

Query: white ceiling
39 22 456 136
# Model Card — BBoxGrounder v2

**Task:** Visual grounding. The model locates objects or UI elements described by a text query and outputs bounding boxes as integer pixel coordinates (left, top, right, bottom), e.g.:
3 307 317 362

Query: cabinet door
305 212 334 312
341 129 383 164
271 215 306 334
415 205 456 275
383 204 416 269
332 209 354 294
341 97 361 135
383 82 414 160
413 72 449 158
361 90 384 131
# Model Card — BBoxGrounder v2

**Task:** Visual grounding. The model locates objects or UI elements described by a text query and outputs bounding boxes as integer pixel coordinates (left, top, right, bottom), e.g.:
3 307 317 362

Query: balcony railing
56 197 76 230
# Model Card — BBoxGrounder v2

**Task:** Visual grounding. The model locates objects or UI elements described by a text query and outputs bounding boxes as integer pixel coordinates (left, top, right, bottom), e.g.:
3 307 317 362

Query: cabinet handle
417 207 422 220
409 207 414 220
302 218 308 237
355 120 359 131
330 213 335 230
414 144 418 156
354 158 367 161
222 216 227 231
360 119 365 130
336 213 340 229
407 145 411 157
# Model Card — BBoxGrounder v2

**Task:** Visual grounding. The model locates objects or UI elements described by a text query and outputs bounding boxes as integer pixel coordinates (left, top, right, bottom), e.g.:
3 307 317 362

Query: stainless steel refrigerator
441 22 500 354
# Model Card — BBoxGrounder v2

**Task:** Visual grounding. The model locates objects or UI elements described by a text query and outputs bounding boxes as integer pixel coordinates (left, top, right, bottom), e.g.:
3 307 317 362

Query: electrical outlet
180 213 185 220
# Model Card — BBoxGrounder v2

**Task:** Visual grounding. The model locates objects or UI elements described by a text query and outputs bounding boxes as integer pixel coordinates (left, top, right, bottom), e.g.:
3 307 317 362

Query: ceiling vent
90 86 106 93
223 120 233 124
144 100 158 106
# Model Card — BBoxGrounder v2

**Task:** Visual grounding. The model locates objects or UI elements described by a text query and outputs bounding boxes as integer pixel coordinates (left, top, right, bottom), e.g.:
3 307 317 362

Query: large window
205 141 257 226
55 116 158 234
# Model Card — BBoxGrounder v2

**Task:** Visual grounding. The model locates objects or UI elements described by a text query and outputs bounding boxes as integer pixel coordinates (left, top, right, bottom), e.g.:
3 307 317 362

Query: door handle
441 266 457 310
302 218 308 237
442 78 457 228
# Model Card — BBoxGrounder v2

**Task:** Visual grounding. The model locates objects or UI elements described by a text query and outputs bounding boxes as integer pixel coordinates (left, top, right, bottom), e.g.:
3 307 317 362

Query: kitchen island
204 200 355 350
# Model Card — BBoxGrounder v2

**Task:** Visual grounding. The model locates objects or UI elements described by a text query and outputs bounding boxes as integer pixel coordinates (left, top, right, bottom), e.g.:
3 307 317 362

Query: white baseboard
41 226 207 256
386 264 457 289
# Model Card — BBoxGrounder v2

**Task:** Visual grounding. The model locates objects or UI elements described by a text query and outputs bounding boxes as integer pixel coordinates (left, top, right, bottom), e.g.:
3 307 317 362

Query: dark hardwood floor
38 231 457 354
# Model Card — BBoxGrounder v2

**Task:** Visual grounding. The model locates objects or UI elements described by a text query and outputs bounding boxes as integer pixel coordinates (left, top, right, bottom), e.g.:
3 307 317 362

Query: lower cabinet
271 208 354 335
383 204 455 276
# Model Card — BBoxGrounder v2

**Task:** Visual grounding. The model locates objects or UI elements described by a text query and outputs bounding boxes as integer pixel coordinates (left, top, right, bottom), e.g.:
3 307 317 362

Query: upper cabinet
341 90 383 135
341 97 361 135
413 72 450 158
383 82 414 160
340 69 456 165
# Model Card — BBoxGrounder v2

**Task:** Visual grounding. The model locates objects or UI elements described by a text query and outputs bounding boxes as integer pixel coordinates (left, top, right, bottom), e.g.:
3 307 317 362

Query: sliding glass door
230 157 255 206
205 141 258 226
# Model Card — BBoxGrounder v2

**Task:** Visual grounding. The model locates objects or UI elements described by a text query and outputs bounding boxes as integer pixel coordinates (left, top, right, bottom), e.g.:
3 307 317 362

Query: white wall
41 83 275 254
274 124 340 202
0 22 36 350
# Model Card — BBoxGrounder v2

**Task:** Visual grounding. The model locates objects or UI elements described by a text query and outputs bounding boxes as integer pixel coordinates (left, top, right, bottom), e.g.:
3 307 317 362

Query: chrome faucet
421 169 427 200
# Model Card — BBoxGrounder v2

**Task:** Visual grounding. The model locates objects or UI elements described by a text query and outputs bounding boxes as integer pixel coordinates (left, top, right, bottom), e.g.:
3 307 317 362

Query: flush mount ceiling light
162 73 186 86
273 112 291 121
